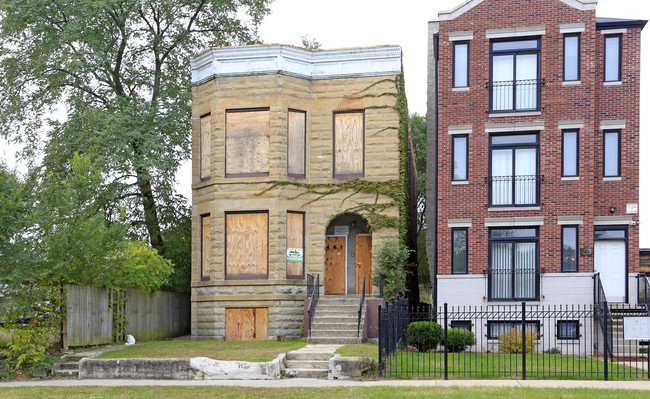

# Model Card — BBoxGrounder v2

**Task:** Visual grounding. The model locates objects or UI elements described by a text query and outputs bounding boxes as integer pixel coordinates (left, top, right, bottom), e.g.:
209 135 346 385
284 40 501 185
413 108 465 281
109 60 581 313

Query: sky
2 0 650 243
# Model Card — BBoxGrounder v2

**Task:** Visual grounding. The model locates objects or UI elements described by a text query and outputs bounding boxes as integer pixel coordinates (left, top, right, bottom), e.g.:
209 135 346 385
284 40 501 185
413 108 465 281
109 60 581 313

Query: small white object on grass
125 334 136 345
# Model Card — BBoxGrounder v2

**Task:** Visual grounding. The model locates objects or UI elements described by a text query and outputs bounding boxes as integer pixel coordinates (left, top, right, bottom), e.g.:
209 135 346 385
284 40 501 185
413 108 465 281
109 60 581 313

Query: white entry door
594 241 626 302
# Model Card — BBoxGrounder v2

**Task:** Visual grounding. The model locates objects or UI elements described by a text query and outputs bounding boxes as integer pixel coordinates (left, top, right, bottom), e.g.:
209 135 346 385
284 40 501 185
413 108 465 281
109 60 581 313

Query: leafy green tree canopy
0 0 273 257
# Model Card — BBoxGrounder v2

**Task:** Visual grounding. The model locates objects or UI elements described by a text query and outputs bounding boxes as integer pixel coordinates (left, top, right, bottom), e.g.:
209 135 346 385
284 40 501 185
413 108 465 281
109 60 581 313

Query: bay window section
490 38 541 112
603 130 620 177
488 228 539 301
489 133 539 207
452 135 468 181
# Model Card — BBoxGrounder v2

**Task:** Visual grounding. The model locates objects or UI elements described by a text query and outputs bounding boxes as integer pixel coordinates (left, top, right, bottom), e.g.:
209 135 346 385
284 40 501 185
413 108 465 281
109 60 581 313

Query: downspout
433 32 439 310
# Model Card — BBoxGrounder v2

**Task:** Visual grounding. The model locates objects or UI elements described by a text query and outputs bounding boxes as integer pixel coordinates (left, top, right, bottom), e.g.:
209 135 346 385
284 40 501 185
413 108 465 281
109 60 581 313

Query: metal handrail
594 272 613 361
357 274 366 337
307 274 319 338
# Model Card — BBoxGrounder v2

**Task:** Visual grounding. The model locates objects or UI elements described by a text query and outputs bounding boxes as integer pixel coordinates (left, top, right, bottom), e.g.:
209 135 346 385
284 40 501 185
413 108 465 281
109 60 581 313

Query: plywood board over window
287 110 306 178
201 215 211 281
226 108 270 177
286 211 305 279
200 114 211 180
333 111 364 178
225 308 268 341
226 212 269 279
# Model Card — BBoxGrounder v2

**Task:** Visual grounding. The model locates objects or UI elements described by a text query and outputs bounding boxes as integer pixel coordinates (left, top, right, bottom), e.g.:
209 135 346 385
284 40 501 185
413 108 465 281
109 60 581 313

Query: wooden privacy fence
64 284 190 348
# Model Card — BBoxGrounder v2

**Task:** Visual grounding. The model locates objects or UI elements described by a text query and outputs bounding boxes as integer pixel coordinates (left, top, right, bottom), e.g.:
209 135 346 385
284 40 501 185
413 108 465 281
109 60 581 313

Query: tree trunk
132 142 165 256
405 124 420 306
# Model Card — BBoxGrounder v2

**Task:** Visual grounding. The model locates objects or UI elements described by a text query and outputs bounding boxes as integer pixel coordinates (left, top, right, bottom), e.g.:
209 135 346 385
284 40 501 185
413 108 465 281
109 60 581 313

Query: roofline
597 19 648 30
438 0 597 21
190 44 402 85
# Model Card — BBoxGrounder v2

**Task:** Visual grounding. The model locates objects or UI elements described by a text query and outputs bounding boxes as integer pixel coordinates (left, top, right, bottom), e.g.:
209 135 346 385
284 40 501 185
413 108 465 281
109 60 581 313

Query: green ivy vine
258 70 410 245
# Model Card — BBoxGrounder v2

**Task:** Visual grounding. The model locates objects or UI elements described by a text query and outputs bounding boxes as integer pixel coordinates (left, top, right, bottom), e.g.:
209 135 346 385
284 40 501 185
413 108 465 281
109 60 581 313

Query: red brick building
426 0 646 308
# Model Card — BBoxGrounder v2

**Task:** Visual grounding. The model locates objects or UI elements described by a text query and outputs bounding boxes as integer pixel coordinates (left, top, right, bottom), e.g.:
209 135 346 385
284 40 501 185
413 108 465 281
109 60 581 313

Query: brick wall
435 0 641 278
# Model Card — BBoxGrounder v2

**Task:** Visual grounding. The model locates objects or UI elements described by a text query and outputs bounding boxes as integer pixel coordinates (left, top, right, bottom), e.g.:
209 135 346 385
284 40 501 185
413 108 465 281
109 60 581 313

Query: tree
0 0 273 257
409 114 429 293
300 35 322 50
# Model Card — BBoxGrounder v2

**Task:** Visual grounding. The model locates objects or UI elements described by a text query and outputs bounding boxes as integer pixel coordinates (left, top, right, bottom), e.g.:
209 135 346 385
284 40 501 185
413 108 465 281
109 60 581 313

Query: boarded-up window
287 110 306 178
286 211 305 279
225 308 268 341
226 212 268 279
226 108 270 177
333 111 364 178
200 114 211 180
201 215 211 281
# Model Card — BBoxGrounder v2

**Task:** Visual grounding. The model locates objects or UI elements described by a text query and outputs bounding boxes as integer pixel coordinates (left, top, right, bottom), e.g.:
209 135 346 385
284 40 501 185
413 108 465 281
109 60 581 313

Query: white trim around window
600 120 626 130
448 125 472 135
486 26 546 38
449 31 474 41
558 216 584 225
560 23 585 34
448 219 472 228
484 217 544 227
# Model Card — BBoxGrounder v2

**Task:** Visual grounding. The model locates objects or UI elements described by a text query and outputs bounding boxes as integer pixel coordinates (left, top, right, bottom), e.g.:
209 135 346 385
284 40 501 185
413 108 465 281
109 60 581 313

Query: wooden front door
325 236 346 294
355 234 372 295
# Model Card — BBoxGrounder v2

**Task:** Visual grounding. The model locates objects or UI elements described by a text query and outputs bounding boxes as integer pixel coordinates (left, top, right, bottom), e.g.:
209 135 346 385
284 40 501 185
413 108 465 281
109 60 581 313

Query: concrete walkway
2 379 650 390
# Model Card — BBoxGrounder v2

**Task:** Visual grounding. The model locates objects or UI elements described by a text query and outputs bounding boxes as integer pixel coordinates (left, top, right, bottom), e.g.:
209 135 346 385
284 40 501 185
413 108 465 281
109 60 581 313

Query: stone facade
427 0 645 307
191 45 405 339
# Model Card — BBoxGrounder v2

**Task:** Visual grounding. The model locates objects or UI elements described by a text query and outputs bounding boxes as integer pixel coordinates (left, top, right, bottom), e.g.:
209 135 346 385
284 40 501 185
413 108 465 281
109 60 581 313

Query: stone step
63 354 86 362
307 337 363 345
54 369 79 378
310 329 360 338
59 362 80 371
312 315 358 323
283 368 329 379
311 322 359 330
285 360 330 369
286 351 335 361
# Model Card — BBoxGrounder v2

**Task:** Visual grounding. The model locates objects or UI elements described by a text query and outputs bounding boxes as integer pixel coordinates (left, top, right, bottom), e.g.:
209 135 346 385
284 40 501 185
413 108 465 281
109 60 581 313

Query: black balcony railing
487 268 540 301
485 175 543 207
487 79 544 113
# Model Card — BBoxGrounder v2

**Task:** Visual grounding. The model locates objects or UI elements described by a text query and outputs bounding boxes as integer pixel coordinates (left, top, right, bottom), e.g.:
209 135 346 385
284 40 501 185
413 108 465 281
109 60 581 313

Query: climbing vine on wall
258 70 411 244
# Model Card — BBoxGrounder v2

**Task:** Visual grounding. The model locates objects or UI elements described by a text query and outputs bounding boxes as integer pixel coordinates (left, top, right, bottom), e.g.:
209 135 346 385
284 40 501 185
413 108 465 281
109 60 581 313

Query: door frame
594 225 628 303
325 235 348 295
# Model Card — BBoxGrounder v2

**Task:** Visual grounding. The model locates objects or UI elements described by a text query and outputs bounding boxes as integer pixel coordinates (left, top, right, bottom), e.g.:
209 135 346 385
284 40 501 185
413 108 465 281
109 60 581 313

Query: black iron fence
379 300 650 380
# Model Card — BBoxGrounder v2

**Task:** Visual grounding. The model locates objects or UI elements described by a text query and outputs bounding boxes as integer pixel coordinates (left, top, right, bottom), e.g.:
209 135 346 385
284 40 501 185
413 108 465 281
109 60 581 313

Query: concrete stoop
282 344 341 379
307 296 366 345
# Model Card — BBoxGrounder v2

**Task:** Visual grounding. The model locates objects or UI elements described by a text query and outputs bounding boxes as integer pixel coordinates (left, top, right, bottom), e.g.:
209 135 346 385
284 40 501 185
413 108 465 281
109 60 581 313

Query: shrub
544 347 562 355
446 328 476 352
406 321 442 352
499 328 538 354
372 241 410 300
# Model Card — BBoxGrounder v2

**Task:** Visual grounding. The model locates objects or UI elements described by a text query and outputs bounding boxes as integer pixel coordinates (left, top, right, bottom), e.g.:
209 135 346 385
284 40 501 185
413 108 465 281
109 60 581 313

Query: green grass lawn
1 386 650 399
384 351 647 380
337 343 378 360
97 339 306 362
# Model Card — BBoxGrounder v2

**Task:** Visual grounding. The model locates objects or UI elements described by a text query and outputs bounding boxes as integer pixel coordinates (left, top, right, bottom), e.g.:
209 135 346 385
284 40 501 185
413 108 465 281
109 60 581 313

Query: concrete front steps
54 354 85 378
308 295 365 345
282 344 340 379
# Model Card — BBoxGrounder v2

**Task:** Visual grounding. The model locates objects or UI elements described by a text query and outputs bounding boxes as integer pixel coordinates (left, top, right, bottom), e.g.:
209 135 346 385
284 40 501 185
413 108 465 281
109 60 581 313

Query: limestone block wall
190 47 405 340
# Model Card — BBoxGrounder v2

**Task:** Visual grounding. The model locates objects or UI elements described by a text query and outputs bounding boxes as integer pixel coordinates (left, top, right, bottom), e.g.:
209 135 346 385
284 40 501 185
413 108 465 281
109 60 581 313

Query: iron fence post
603 305 609 381
378 303 383 377
522 301 526 380
444 303 448 380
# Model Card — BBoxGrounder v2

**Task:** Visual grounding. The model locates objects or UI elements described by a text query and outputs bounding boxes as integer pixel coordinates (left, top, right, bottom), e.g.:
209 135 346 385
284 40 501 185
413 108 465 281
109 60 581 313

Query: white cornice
191 45 402 85
438 0 596 21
